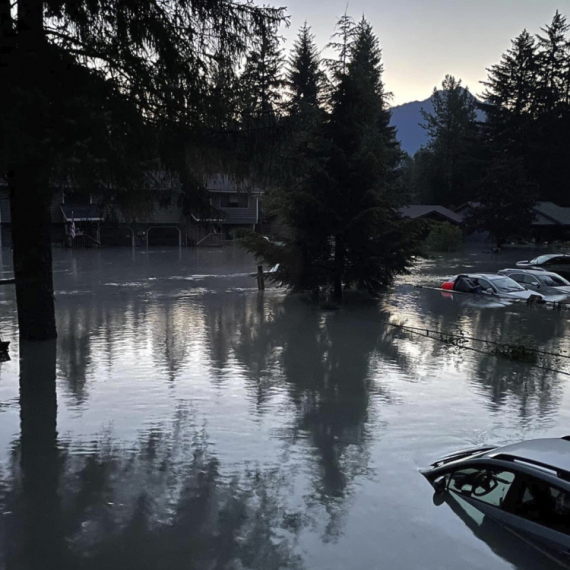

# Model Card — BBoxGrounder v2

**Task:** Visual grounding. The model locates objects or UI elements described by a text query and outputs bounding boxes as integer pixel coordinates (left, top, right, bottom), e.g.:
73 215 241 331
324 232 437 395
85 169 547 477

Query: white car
441 273 545 302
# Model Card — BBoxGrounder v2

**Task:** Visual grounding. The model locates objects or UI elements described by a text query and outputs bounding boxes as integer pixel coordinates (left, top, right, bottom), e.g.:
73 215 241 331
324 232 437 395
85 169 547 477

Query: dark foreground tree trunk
7 0 57 340
9 169 57 340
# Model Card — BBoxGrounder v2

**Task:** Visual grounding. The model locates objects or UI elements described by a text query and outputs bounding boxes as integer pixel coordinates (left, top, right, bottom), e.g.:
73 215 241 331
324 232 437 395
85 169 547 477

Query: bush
425 222 463 252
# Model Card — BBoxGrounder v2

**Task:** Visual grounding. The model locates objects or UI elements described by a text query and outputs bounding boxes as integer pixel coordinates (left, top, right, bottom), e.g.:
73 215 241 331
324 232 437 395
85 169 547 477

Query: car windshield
529 254 559 264
490 277 525 292
539 274 570 287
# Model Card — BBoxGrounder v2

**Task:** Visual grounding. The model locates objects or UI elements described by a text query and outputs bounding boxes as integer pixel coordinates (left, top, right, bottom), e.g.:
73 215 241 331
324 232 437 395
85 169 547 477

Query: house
0 174 263 248
455 201 570 243
204 175 262 240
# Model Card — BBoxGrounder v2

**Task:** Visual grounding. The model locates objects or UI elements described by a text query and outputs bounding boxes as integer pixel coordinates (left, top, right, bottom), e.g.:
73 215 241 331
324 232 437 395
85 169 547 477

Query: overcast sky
280 0 566 105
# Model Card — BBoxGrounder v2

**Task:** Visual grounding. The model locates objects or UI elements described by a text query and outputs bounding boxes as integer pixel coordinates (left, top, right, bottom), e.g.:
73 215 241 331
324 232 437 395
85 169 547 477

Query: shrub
425 222 463 252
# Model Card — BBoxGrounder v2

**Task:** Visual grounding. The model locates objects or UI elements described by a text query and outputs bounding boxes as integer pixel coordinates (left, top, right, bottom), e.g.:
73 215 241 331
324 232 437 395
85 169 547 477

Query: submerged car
441 273 545 302
516 254 570 278
422 438 570 558
499 269 570 299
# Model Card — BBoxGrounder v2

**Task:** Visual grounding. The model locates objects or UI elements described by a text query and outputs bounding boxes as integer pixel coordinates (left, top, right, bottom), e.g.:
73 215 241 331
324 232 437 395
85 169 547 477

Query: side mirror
433 475 448 495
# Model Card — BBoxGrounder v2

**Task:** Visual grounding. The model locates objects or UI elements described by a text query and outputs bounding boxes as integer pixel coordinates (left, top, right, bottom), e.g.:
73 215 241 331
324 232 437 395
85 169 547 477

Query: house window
220 194 248 208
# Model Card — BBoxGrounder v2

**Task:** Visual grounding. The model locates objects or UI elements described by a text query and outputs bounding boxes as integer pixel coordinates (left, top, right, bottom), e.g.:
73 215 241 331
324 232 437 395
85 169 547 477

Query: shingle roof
534 202 570 226
400 205 463 224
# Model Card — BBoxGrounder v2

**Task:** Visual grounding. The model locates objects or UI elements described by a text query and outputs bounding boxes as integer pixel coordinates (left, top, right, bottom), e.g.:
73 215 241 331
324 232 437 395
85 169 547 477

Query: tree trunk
8 0 57 340
333 234 344 303
9 169 57 340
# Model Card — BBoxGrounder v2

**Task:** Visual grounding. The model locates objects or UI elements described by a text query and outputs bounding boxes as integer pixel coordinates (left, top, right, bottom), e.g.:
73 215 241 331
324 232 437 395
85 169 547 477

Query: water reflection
4 340 304 570
1 248 570 569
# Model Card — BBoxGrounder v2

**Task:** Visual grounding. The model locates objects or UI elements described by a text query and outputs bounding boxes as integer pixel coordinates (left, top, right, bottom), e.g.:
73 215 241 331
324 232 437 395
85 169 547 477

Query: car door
447 465 516 521
500 473 570 555
523 274 542 292
508 273 529 289
476 278 495 295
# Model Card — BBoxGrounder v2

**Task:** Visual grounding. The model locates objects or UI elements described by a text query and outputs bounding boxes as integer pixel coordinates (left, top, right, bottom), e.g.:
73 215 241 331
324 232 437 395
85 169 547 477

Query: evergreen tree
243 17 420 301
286 23 326 114
536 11 570 113
467 159 537 247
419 75 478 206
240 33 285 124
481 16 570 205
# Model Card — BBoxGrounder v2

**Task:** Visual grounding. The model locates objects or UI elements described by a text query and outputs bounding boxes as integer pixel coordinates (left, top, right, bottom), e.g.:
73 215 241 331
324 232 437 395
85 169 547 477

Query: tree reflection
227 297 395 540
2 341 304 570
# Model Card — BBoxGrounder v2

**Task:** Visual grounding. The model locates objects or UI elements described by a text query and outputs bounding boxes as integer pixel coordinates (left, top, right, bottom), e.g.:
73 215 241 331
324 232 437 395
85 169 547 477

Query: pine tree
325 17 418 300
240 33 285 124
467 159 537 247
536 11 570 113
419 75 478 206
286 23 326 114
242 17 419 301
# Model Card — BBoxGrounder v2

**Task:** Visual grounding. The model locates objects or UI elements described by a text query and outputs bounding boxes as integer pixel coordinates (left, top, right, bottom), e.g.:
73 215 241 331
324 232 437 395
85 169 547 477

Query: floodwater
1 246 570 570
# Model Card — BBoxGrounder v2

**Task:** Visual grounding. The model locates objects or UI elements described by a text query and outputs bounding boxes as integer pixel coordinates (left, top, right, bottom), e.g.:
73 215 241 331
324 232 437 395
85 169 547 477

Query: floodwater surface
1 246 570 570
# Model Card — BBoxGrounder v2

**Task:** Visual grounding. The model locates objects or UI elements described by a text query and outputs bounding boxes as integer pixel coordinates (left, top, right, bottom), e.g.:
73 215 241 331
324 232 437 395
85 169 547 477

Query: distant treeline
402 11 570 219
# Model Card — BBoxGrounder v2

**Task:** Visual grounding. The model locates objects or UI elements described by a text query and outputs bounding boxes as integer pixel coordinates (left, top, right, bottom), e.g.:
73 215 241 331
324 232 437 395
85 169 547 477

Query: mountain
390 91 484 156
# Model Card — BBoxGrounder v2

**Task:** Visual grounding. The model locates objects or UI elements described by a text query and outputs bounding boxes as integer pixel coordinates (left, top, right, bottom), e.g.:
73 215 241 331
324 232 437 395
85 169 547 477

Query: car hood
500 289 544 300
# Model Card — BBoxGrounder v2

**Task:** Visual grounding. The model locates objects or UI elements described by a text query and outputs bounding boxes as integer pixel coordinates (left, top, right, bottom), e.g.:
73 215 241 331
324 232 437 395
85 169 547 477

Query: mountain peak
390 90 482 156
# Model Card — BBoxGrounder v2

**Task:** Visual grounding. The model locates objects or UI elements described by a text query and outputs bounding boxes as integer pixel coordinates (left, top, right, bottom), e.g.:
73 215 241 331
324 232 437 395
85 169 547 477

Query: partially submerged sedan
516 254 570 278
499 269 570 300
422 438 570 559
441 273 545 302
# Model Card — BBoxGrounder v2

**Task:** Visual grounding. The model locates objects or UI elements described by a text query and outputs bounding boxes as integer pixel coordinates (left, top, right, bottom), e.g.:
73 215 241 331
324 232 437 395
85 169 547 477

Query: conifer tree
536 11 570 113
286 23 326 114
419 75 478 205
467 159 537 247
240 33 285 124
243 16 420 301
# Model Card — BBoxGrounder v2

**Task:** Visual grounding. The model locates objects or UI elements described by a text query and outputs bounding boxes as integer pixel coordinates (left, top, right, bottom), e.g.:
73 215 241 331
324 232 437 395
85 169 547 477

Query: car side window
523 275 540 286
449 467 516 507
510 274 525 284
507 475 570 536
477 279 493 292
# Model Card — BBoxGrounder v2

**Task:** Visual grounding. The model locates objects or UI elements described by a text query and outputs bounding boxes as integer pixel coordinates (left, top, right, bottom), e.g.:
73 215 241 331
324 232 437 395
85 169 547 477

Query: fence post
257 265 265 290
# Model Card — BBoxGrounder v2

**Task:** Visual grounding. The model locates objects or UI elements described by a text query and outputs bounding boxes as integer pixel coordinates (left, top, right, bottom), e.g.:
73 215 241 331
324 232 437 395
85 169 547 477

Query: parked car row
440 255 570 302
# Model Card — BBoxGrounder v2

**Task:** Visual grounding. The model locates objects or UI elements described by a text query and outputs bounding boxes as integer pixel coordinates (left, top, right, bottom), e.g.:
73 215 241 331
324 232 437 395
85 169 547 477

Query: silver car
443 273 545 302
516 254 570 279
499 269 570 300
422 438 570 559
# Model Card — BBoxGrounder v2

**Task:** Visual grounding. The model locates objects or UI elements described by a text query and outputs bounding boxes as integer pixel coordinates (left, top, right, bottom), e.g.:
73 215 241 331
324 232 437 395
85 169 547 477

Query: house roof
60 204 102 222
400 205 463 224
456 201 570 227
534 202 570 226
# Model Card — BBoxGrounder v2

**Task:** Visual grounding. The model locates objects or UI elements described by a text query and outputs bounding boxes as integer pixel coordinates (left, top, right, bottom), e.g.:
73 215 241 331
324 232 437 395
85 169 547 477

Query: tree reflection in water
2 341 304 570
228 297 395 540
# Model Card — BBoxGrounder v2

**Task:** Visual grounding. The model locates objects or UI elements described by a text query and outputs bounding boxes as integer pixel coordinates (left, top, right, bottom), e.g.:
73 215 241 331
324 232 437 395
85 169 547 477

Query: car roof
457 273 496 279
502 268 558 277
533 254 570 261
485 438 570 473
